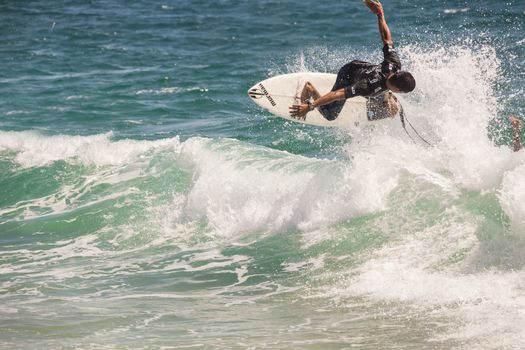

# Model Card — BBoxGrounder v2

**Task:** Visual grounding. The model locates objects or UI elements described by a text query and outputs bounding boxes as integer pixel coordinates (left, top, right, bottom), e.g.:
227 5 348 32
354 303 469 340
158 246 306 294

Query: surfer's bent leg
300 81 343 121
300 82 322 103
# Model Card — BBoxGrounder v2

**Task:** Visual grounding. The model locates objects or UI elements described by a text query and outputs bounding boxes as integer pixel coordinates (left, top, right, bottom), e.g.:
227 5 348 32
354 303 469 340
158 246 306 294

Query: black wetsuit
318 44 402 121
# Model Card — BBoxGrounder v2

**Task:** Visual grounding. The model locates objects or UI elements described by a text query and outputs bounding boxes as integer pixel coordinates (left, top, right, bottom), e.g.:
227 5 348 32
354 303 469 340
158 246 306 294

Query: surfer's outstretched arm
289 89 345 120
364 0 393 45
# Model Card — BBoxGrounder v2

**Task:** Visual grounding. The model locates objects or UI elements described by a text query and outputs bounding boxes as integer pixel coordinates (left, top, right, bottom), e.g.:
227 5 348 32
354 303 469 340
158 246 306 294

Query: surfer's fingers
289 106 301 112
364 0 381 13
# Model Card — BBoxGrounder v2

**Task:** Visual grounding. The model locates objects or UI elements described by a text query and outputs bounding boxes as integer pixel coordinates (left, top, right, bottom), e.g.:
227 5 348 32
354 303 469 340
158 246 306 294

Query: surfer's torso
317 44 402 121
336 44 402 98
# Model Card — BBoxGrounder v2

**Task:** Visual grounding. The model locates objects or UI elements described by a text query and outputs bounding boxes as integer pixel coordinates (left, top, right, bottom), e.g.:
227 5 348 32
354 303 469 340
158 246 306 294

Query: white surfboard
248 72 434 146
248 72 368 128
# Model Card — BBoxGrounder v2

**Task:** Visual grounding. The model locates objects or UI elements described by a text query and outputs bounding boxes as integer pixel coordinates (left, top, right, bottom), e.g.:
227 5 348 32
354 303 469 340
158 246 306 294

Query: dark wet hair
390 71 416 93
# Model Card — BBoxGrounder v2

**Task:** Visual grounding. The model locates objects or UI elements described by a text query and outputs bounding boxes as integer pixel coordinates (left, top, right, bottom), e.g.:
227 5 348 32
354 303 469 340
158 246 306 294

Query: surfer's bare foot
510 115 523 152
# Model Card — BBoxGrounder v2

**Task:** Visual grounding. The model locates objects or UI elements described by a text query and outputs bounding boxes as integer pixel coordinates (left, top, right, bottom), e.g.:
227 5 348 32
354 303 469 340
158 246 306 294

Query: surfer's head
386 71 416 93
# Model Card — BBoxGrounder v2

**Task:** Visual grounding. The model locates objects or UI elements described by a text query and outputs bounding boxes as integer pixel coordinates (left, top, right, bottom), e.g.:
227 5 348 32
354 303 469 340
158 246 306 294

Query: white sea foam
0 131 181 167
302 42 525 348
65 95 88 100
135 87 208 95
0 130 401 240
398 44 525 234
398 44 516 189
5 110 29 116
444 8 470 14
499 161 525 231
180 137 399 236
123 119 144 125
326 211 525 349
135 87 181 95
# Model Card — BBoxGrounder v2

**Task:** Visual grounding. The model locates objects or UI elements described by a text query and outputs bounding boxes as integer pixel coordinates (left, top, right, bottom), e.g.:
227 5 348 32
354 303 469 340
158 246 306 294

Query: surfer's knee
304 81 322 100
306 81 320 92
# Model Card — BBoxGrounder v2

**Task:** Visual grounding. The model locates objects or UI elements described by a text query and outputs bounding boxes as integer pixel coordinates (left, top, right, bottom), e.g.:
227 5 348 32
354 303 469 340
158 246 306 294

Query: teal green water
2 1 525 349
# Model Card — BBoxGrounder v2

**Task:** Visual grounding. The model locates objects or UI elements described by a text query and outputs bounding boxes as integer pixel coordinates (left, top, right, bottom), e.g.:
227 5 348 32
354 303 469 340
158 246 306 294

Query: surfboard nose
247 85 265 100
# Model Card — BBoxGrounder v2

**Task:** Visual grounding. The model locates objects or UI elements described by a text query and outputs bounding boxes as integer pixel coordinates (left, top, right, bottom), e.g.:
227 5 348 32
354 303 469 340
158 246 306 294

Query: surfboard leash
398 104 434 147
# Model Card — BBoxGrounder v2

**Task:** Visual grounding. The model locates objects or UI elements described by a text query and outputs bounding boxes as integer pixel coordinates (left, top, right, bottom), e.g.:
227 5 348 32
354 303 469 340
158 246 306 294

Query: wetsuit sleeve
381 44 401 74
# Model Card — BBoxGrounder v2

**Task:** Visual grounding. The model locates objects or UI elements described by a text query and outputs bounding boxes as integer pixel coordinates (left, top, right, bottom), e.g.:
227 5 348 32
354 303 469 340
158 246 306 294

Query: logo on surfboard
248 88 264 99
248 84 276 106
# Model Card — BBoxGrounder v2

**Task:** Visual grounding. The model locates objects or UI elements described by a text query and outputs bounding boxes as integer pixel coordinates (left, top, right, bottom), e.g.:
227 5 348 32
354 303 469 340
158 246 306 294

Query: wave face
1 0 525 349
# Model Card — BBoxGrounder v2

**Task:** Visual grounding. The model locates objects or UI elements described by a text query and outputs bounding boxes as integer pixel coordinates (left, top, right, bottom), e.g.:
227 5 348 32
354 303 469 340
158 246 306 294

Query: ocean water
1 0 525 349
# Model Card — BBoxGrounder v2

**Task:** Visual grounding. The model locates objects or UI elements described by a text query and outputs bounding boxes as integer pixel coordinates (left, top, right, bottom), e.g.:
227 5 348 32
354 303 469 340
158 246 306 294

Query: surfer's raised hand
289 103 309 120
364 0 384 16
365 0 393 45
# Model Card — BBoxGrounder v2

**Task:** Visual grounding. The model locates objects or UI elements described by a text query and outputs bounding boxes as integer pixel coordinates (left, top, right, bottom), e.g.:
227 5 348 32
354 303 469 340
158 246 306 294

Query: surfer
510 115 523 152
289 0 416 121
